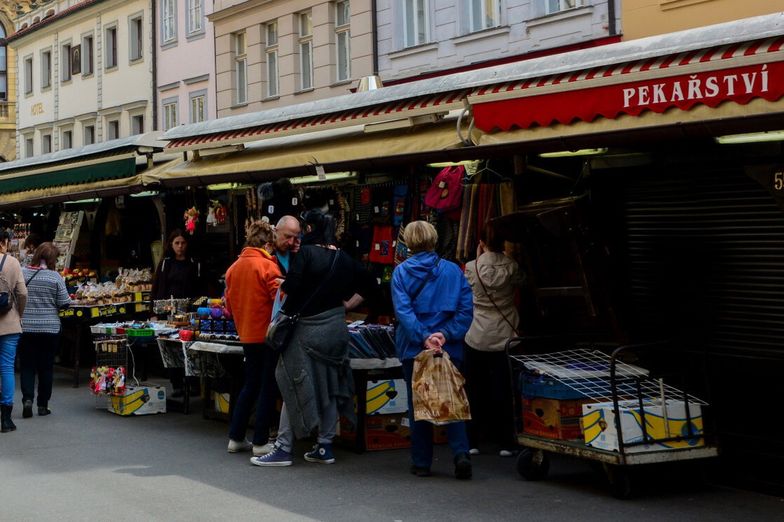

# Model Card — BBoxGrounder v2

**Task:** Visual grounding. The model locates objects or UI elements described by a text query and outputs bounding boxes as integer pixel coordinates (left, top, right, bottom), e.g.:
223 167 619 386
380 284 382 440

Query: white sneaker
499 449 515 458
469 448 480 456
227 438 253 453
253 441 276 456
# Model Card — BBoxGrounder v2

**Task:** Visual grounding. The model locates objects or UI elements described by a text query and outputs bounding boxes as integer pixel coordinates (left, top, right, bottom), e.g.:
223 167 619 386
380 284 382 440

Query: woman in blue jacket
392 220 474 479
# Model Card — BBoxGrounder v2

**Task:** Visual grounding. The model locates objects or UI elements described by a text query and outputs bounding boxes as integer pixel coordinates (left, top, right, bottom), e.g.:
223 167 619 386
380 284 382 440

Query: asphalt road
1 370 782 521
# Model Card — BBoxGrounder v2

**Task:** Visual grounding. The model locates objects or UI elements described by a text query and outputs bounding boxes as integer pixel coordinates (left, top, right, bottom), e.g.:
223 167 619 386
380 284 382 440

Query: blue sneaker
250 445 293 467
304 443 335 464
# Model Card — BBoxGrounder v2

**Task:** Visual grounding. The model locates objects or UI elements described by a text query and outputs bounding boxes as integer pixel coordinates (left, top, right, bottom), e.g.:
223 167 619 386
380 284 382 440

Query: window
82 34 94 75
41 49 51 89
0 26 6 100
24 56 33 95
162 99 178 130
403 0 428 47
25 136 34 158
107 119 119 140
105 26 118 68
189 91 206 123
42 133 52 154
233 32 247 104
298 12 313 90
61 130 72 149
265 22 279 98
187 0 203 35
469 0 500 31
335 1 351 82
130 14 144 61
132 114 144 134
161 0 177 44
545 0 585 15
61 43 72 82
84 125 95 145
71 45 81 75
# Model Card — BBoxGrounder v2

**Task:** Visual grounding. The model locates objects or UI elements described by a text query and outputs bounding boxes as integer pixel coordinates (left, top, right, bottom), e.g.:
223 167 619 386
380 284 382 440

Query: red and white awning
468 36 784 132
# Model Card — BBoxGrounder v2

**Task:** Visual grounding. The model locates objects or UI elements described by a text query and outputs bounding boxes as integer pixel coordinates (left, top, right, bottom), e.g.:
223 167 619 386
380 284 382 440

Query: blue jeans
19 332 59 407
229 344 278 445
402 358 470 469
0 333 21 406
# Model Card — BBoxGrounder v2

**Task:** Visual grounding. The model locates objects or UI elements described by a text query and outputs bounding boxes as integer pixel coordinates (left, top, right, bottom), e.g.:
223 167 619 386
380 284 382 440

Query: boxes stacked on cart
581 399 705 453
520 372 589 441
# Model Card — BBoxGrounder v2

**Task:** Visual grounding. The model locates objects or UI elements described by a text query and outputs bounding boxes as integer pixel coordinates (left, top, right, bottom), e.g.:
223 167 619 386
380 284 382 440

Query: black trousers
228 344 278 445
464 343 517 449
19 332 60 407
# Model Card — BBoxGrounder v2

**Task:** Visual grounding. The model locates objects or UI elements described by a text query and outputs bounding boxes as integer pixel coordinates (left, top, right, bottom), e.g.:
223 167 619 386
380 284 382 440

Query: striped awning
165 91 467 151
468 35 784 132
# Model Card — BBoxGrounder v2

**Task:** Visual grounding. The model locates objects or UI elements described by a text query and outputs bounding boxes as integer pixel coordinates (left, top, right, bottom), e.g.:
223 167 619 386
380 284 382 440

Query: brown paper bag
412 350 472 425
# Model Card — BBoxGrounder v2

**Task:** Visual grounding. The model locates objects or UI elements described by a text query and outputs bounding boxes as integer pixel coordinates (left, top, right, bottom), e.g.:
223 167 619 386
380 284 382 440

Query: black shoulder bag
266 249 340 353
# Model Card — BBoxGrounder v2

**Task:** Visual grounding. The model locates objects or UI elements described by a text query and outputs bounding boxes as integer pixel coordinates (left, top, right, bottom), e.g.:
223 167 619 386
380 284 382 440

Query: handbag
266 249 340 353
424 165 464 213
0 254 15 314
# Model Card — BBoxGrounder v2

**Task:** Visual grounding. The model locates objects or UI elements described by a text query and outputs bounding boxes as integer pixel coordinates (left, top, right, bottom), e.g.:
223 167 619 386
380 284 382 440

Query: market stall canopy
0 133 166 208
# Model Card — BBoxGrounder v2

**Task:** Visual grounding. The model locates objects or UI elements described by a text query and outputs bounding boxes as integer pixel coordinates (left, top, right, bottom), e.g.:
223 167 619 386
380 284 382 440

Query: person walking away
273 216 302 275
225 221 282 457
464 224 524 457
391 220 474 479
19 243 71 418
252 209 377 467
0 230 28 433
151 230 202 397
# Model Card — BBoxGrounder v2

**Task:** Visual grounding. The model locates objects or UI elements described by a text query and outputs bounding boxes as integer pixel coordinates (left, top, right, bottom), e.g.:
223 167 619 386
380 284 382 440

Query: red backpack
424 165 464 213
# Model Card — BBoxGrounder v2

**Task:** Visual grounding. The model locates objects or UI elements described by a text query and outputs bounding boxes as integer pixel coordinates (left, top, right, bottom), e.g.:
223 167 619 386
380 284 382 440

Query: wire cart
509 340 719 498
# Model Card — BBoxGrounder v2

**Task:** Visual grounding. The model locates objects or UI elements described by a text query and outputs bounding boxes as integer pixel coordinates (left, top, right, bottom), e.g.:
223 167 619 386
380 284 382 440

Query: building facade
211 0 373 117
0 2 28 161
623 0 782 40
376 0 620 82
157 0 217 132
8 0 154 158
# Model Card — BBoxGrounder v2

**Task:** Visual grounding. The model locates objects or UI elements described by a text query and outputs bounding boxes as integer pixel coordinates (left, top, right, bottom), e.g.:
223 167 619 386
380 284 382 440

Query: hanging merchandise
424 165 464 213
369 225 395 265
394 227 408 266
392 184 408 227
183 207 200 235
261 178 301 224
206 200 228 227
371 184 393 224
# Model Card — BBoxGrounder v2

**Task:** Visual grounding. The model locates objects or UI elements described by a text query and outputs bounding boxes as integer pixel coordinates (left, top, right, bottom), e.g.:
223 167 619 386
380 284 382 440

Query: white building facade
9 0 154 158
376 0 620 82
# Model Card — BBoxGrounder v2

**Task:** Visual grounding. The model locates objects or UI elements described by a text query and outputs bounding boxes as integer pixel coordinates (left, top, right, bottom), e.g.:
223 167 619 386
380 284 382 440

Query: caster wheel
516 448 550 480
605 465 633 499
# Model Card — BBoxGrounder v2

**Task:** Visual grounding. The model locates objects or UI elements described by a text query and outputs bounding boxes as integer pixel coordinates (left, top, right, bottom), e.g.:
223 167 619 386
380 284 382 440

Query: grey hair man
273 216 301 275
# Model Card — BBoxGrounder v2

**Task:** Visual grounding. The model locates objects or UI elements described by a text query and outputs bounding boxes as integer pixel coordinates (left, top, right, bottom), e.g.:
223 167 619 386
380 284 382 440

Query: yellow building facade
1 6 17 161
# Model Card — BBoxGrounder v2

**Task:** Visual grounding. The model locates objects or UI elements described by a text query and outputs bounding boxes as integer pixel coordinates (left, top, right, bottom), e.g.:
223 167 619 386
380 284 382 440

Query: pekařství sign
472 61 784 132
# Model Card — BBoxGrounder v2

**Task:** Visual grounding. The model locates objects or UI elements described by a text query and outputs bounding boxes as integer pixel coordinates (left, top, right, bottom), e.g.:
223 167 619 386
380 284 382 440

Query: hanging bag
266 249 340 353
0 254 16 314
412 350 472 425
424 165 465 213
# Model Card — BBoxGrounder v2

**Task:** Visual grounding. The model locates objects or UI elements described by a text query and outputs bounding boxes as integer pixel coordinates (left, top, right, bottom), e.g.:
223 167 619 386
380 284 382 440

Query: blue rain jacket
392 252 474 362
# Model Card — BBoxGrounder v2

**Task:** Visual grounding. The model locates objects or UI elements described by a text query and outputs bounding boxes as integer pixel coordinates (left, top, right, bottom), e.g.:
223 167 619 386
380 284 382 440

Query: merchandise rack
508 340 719 498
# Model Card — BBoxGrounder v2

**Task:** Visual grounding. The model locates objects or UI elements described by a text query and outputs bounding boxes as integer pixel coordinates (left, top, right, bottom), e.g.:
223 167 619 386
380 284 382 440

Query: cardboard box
212 391 230 415
523 397 588 440
582 399 704 453
365 379 408 415
107 385 166 416
339 413 411 451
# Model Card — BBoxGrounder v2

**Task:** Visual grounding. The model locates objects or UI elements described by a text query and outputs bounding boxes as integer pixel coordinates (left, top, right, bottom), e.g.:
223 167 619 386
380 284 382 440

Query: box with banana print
365 379 408 415
107 385 167 416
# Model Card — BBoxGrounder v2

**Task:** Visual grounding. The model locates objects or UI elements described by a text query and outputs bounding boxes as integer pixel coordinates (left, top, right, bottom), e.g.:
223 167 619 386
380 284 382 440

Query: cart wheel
605 465 633 499
516 448 550 480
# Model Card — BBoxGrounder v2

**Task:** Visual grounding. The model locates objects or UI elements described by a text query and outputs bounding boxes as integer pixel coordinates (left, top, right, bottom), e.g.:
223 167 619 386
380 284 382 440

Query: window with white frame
545 0 585 15
40 49 51 89
161 0 177 44
61 43 72 81
131 114 144 134
335 1 351 82
105 25 118 68
130 14 144 61
187 0 204 35
233 32 247 104
163 99 178 130
82 34 94 75
24 56 33 94
61 129 72 149
189 90 206 123
298 12 313 90
84 124 95 145
107 119 119 140
469 0 501 32
403 0 428 47
265 22 279 98
42 133 52 153
25 136 34 158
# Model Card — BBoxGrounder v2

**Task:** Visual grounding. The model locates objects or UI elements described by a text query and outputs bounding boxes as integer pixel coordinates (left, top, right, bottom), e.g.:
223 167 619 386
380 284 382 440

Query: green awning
0 157 136 195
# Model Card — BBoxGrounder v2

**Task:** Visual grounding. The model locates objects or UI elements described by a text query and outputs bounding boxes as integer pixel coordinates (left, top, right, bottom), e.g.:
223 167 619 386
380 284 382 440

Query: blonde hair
245 220 275 248
403 221 438 254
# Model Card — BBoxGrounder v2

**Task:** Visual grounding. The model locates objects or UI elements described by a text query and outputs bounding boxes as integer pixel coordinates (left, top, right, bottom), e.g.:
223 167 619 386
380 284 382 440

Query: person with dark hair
251 209 377 467
19 243 71 418
464 223 524 457
0 230 27 433
21 233 42 267
151 230 202 397
225 221 282 457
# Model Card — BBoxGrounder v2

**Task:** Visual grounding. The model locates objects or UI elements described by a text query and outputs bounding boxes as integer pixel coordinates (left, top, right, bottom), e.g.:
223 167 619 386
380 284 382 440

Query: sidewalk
1 369 782 521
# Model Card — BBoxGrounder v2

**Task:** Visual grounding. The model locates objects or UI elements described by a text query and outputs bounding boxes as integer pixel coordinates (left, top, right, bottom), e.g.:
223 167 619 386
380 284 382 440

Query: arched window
1 24 7 101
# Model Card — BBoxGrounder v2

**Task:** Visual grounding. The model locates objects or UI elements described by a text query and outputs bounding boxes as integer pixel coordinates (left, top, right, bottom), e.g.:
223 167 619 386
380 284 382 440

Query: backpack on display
0 254 15 314
424 165 464 213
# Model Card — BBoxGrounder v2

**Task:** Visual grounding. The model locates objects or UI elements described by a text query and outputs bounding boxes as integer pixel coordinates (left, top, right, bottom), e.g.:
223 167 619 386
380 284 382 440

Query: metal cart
508 340 719 498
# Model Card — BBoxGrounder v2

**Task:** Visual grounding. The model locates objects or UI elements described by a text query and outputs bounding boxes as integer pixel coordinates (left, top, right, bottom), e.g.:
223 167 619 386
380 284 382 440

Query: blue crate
520 372 586 400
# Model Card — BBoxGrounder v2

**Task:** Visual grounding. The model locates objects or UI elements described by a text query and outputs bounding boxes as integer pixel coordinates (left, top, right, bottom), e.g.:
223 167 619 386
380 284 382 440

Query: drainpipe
607 0 617 36
151 0 158 131
371 0 379 74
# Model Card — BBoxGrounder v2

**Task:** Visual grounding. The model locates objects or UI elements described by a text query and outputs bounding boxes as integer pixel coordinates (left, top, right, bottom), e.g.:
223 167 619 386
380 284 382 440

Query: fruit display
60 267 98 286
115 268 153 292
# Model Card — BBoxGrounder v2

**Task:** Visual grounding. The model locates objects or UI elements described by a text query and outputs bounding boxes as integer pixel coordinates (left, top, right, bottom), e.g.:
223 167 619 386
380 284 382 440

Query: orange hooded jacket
225 247 281 344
